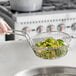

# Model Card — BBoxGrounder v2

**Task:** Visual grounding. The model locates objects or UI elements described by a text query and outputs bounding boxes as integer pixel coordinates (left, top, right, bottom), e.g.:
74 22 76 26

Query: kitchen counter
0 39 76 76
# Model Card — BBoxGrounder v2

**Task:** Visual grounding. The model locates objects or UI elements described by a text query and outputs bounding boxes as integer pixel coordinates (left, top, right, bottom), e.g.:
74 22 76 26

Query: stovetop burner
0 0 76 14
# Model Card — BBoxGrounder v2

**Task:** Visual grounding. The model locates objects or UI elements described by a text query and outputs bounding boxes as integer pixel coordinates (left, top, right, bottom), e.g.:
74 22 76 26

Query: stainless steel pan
15 66 76 76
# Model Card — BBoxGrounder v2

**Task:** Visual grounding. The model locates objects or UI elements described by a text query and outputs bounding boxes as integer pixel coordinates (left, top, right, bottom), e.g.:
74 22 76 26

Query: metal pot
15 66 76 76
10 0 43 12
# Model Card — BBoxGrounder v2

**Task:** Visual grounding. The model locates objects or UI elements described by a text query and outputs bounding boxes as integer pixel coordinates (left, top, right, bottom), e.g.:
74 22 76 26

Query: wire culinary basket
9 30 71 59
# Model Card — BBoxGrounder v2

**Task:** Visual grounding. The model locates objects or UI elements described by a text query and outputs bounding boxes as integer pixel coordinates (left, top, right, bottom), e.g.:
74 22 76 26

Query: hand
0 18 11 34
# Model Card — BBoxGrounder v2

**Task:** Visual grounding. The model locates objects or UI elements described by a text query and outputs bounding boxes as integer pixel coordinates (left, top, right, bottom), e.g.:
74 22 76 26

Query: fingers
0 19 12 34
0 22 6 34
4 22 12 34
4 22 11 31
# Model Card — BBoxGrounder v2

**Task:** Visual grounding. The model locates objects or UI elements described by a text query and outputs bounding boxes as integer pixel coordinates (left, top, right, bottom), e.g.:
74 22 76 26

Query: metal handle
8 30 33 47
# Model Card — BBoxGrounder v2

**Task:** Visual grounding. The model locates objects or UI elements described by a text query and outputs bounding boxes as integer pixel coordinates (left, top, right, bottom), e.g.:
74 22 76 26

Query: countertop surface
0 39 76 76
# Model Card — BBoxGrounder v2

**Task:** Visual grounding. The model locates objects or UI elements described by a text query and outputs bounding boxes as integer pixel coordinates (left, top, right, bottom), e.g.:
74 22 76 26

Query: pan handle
7 30 33 47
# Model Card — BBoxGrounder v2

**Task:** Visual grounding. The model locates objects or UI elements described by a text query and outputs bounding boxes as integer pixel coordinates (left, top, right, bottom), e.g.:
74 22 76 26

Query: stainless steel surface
10 0 43 12
0 39 76 76
15 66 76 76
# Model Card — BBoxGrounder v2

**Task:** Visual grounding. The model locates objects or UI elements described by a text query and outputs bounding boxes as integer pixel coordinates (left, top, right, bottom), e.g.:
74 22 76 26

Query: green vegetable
34 38 68 59
57 39 65 46
44 38 55 43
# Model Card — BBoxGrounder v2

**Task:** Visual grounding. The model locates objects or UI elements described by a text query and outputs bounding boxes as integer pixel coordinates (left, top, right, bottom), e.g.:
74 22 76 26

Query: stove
1 1 76 40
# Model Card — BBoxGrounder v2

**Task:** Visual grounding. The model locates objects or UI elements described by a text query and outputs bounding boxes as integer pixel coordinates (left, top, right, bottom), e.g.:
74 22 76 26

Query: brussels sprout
35 38 67 59
57 39 65 46
44 38 56 44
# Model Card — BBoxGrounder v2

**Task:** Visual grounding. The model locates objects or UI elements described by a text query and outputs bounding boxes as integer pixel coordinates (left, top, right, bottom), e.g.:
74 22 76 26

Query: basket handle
7 30 33 47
